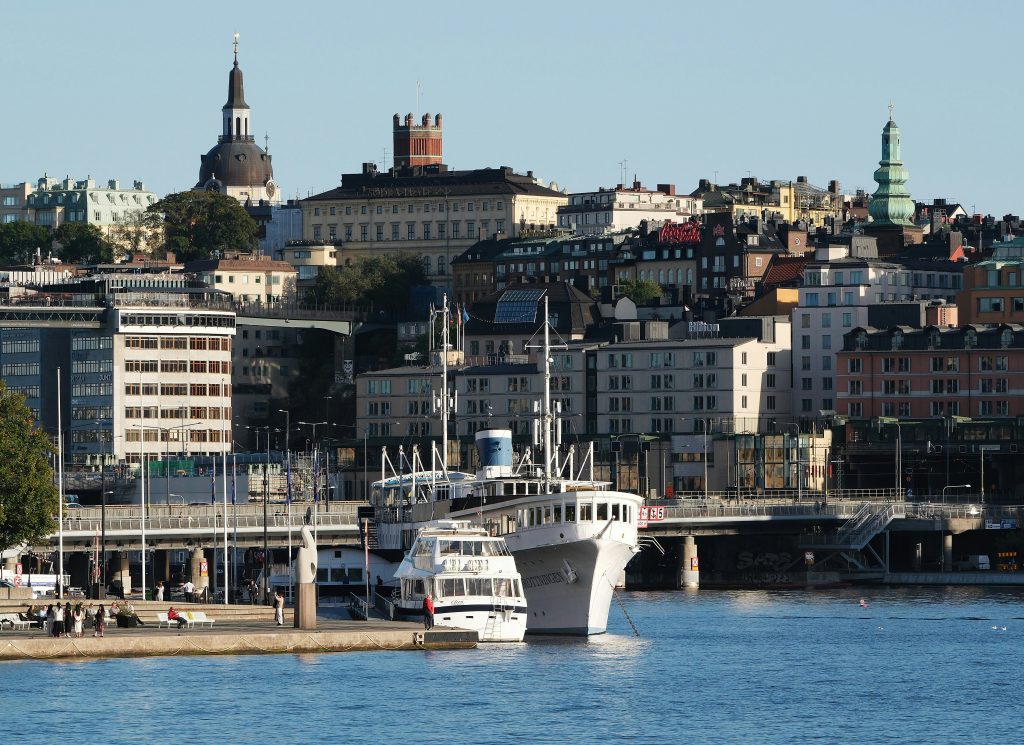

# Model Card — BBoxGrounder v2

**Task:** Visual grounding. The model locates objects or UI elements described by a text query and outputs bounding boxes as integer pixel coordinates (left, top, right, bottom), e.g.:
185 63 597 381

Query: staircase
800 502 906 551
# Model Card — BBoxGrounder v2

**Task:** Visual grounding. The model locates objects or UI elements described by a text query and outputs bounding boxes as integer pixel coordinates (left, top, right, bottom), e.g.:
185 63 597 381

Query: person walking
423 593 435 630
273 591 285 626
93 604 106 637
155 581 164 602
182 580 195 603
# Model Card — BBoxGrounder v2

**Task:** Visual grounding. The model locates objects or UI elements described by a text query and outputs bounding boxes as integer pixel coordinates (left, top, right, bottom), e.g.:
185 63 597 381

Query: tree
307 253 428 312
0 221 51 265
619 278 662 305
147 191 258 262
0 383 59 551
53 222 113 264
109 208 164 260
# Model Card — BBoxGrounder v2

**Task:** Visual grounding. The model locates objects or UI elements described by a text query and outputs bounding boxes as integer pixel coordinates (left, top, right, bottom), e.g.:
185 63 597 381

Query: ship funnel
475 428 513 478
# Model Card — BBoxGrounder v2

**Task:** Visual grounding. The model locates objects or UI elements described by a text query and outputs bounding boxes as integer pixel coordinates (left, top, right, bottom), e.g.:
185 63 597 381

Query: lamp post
877 417 902 499
786 424 802 502
979 445 999 504
942 484 971 505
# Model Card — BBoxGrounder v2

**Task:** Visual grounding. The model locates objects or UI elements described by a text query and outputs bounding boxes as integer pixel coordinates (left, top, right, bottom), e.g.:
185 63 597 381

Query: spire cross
233 33 239 64
264 132 270 152
888 100 894 120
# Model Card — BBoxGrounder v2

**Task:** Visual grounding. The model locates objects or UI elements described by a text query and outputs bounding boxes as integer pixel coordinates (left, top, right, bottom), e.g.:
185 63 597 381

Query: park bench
155 611 215 628
0 613 32 630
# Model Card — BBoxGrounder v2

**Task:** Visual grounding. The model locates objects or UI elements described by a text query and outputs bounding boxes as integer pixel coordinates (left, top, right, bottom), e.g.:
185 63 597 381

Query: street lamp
877 417 902 499
942 484 971 504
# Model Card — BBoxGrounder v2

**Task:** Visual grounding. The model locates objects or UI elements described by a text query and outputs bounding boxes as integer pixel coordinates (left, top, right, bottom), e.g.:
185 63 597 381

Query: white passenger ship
394 520 527 642
371 296 641 635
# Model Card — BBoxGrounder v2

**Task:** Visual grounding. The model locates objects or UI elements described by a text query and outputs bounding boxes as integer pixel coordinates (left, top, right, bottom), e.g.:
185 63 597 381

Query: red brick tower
393 113 443 169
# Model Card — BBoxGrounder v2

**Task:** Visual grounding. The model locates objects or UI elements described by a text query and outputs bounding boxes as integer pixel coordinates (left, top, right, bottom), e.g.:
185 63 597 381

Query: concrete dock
0 602 477 661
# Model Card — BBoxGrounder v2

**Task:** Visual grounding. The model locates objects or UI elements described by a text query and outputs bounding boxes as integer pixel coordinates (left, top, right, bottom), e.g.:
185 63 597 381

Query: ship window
441 578 466 597
439 540 460 555
529 509 537 527
413 579 425 596
543 505 552 523
611 503 621 521
553 504 562 522
504 483 514 496
494 578 514 597
580 502 592 521
596 503 608 520
565 504 576 522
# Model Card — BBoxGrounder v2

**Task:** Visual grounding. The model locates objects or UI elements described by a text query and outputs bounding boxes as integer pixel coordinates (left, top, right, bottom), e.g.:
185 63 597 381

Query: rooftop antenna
233 32 239 64
416 80 422 117
618 159 627 186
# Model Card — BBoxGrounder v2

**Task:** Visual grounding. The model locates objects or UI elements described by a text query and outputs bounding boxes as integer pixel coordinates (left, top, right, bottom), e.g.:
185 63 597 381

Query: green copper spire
868 110 914 227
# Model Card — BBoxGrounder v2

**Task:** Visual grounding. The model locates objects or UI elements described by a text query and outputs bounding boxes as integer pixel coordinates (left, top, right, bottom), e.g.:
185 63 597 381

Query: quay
0 601 476 662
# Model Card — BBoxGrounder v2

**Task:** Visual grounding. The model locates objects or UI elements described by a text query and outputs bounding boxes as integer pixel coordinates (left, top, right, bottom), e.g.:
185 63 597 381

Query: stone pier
680 536 699 588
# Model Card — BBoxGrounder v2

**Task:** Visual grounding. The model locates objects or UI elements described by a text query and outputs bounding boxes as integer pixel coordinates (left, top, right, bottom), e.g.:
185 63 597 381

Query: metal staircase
800 502 905 551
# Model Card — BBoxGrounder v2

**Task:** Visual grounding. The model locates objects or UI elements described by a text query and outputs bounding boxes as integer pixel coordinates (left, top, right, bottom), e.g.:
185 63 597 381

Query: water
8 587 1023 743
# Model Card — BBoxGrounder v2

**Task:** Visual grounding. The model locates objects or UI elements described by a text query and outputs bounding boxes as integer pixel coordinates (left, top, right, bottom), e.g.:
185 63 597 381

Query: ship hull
511 537 636 635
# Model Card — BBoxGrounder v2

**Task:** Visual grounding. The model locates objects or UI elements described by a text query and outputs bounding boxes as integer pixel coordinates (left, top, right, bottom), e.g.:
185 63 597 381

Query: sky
2 0 1022 215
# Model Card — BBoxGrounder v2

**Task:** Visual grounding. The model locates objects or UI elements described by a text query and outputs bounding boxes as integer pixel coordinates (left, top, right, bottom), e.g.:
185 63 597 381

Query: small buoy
859 598 868 608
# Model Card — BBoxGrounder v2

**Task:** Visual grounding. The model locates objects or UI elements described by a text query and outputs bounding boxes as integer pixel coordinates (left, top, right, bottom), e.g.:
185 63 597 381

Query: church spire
222 33 251 141
868 109 914 227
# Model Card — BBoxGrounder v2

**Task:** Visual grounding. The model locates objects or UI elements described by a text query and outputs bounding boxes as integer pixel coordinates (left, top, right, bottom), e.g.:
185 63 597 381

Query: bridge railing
57 504 362 534
649 488 901 504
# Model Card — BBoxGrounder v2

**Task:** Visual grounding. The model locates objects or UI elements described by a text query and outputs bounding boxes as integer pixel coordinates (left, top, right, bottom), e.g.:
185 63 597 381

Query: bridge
37 502 365 553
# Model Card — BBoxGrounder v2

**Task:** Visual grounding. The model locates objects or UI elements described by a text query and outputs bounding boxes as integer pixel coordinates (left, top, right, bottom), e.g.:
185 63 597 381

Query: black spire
225 34 249 110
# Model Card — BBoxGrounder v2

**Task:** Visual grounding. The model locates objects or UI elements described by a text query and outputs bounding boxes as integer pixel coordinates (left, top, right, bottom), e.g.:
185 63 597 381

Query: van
953 554 991 571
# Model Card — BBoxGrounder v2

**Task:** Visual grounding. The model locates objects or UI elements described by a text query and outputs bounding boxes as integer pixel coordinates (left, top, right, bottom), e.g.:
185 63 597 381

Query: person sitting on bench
167 607 188 629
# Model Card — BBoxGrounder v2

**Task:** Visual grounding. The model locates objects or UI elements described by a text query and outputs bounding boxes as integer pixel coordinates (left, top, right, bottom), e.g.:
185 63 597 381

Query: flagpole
231 453 238 602
222 446 229 605
56 366 64 601
286 452 293 604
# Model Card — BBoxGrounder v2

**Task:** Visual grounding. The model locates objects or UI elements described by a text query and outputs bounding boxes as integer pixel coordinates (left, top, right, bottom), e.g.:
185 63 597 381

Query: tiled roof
760 255 807 286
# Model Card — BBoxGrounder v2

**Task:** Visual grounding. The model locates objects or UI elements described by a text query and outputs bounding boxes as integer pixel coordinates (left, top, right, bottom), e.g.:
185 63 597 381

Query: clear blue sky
2 0 1021 216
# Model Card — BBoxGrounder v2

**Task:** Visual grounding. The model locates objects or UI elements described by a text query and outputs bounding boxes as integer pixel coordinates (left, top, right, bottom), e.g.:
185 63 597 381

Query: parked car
953 554 991 571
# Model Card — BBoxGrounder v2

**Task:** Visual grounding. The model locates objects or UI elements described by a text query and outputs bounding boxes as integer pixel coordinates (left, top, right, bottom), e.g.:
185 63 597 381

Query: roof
184 258 296 273
225 57 249 109
197 140 273 189
465 282 597 336
760 255 807 287
303 167 565 203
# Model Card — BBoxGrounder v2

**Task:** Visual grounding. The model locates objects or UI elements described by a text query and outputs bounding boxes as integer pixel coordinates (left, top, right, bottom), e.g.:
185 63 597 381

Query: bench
0 613 32 631
190 611 215 627
155 611 215 629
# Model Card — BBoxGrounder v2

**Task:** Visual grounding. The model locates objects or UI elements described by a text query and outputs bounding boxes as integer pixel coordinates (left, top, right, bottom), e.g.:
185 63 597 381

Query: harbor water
8 586 1023 743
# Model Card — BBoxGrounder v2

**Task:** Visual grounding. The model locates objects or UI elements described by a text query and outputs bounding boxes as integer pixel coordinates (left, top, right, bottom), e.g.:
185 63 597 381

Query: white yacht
371 296 641 635
393 520 526 642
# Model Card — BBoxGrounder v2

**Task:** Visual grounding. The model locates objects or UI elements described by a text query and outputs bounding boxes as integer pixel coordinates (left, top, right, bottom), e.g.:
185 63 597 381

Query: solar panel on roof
494 288 545 324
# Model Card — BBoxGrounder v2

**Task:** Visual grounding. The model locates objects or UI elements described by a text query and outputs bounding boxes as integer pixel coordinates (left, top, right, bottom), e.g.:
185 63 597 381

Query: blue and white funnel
475 428 513 478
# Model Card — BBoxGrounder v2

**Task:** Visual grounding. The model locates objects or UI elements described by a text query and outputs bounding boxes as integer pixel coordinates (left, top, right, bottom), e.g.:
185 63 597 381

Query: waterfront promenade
0 604 476 661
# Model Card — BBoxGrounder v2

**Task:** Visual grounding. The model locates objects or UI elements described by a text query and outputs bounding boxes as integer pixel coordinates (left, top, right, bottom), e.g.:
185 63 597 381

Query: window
842 312 853 328
848 358 862 373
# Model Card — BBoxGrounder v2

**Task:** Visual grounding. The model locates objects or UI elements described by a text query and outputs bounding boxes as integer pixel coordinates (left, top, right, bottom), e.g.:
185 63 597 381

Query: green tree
53 222 113 264
307 253 428 312
109 208 164 260
0 383 59 551
0 221 51 265
619 277 662 305
147 191 258 262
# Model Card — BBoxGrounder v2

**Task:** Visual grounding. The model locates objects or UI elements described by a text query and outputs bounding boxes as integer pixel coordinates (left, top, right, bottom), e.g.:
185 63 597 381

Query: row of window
846 356 1010 373
124 336 231 351
313 220 505 242
846 401 1011 417
314 201 505 217
124 406 230 419
120 314 234 329
124 383 229 397
517 500 634 529
125 429 230 443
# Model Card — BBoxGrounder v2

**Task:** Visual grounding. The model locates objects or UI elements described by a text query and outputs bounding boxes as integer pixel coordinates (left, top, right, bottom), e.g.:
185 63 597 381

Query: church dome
197 140 273 191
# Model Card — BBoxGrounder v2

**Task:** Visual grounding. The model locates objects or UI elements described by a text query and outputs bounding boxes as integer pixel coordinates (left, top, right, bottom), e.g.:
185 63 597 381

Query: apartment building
557 182 700 235
0 283 235 466
956 239 1024 324
793 235 962 419
23 176 158 241
0 182 32 224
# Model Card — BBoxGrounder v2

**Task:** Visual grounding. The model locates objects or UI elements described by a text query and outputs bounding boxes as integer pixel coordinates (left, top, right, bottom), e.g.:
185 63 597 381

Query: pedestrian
93 604 106 637
72 603 85 637
423 593 435 630
273 591 285 626
182 579 195 603
155 581 164 602
64 602 73 638
52 602 65 638
43 604 53 635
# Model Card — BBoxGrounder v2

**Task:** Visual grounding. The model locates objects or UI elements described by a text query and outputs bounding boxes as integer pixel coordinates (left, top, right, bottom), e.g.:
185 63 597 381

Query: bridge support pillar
190 549 210 600
111 554 131 596
912 543 922 572
679 536 699 589
942 533 953 572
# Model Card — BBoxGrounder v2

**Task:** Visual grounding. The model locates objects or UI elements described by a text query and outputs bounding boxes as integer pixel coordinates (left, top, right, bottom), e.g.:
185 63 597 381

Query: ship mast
441 293 449 470
543 295 552 493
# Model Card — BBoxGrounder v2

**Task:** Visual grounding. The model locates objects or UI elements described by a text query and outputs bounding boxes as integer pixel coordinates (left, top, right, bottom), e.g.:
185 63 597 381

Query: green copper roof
868 118 915 227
